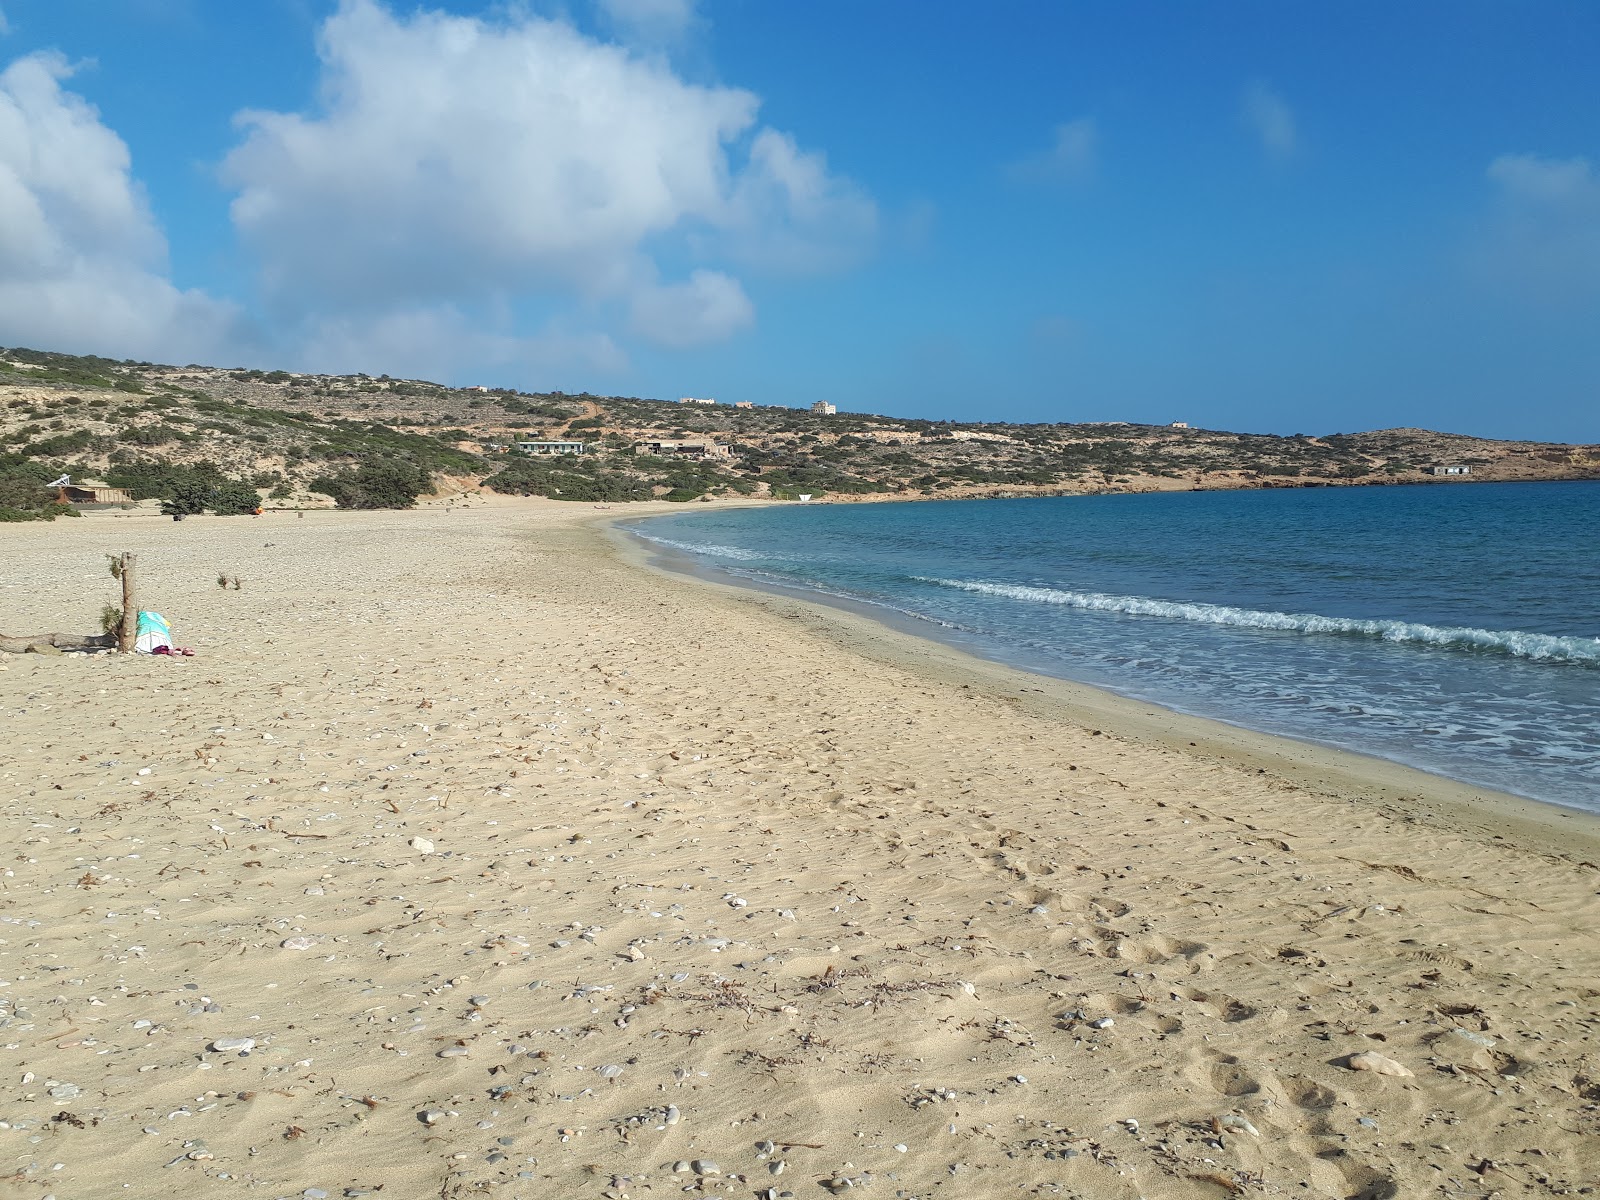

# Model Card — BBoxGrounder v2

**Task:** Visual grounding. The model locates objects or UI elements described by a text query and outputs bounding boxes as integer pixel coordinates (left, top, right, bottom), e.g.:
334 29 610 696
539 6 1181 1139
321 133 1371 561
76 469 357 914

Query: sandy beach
1 499 1597 1200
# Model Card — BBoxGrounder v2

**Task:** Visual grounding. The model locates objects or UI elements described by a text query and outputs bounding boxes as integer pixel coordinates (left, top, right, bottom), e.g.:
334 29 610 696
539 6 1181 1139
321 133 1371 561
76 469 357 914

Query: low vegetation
2 345 1594 516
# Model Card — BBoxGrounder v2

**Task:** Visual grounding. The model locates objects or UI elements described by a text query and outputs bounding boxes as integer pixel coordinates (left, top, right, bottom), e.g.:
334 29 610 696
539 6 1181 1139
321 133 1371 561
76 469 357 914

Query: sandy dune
1 500 1596 1199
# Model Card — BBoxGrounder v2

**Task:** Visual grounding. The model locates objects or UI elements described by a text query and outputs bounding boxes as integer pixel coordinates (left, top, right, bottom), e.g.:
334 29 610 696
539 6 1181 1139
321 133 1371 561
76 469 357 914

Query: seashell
1348 1051 1413 1077
1212 1114 1260 1137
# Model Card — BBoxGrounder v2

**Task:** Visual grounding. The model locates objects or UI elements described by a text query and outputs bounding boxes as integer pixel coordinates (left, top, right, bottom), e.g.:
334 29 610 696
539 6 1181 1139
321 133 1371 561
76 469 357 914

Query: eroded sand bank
1 500 1596 1200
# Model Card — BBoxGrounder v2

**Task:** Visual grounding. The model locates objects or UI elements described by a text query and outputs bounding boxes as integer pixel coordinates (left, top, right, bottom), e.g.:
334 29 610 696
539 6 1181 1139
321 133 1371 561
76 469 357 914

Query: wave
637 535 786 563
917 577 1600 665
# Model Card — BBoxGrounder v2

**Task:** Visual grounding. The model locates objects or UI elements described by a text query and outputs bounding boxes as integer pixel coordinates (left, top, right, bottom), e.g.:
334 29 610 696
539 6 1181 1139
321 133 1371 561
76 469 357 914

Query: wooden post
118 553 137 652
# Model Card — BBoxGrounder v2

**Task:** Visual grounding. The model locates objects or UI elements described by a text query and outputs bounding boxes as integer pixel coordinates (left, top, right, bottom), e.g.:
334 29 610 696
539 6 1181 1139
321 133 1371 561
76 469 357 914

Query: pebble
410 837 435 854
305 1191 329 1199
692 1159 721 1176
1090 1017 1115 1029
47 1084 80 1100
281 936 317 951
419 1109 446 1125
437 1046 470 1058
210 1037 255 1054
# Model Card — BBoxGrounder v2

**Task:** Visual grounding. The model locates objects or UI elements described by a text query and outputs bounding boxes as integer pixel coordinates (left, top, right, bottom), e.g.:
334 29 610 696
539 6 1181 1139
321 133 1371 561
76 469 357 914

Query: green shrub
310 458 431 509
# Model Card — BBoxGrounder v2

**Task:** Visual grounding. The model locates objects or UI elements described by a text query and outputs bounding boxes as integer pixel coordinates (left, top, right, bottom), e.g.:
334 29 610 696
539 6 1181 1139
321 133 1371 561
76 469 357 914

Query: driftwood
0 631 118 654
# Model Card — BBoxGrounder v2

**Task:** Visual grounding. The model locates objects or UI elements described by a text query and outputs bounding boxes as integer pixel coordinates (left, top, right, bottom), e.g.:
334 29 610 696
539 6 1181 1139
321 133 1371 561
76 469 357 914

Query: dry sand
1 499 1597 1200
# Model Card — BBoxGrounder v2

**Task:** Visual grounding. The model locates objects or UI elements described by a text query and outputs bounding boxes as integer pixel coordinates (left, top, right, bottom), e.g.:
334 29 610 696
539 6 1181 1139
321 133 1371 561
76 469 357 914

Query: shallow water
631 481 1600 812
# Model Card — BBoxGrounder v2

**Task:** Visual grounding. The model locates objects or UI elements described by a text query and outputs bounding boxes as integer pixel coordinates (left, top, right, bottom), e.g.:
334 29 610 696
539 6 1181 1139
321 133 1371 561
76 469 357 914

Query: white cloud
222 0 872 353
1008 117 1097 183
594 0 699 46
1242 82 1296 160
628 268 753 347
1479 153 1600 299
0 7 11 38
297 305 626 382
0 51 241 362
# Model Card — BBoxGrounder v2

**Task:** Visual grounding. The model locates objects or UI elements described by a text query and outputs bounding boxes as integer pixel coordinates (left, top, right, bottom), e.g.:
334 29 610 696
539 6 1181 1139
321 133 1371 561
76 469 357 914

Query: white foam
918 577 1600 665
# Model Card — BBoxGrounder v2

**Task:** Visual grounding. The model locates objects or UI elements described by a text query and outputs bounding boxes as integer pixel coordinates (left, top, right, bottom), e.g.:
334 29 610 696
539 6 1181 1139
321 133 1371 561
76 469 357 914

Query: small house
58 480 133 505
678 396 717 405
1429 464 1471 476
515 439 587 456
640 440 731 459
810 401 837 415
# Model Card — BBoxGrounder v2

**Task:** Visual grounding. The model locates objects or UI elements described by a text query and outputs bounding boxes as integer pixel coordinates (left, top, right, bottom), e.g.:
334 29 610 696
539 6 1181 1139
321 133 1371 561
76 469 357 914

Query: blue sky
1 0 1596 441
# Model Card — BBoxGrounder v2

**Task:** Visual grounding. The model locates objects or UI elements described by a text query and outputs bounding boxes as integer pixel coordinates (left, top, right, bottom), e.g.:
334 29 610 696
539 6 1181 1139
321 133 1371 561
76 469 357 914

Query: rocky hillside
2 346 1595 517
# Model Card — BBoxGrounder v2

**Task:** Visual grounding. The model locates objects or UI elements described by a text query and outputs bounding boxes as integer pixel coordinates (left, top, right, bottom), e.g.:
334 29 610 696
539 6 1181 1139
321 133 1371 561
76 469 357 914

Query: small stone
691 1160 721 1176
47 1084 80 1100
410 837 435 854
280 936 316 951
437 1046 469 1058
305 1190 329 1199
1348 1051 1413 1078
210 1037 255 1054
596 1064 623 1079
419 1109 446 1125
663 1104 680 1125
1091 1017 1114 1029
1122 1118 1139 1133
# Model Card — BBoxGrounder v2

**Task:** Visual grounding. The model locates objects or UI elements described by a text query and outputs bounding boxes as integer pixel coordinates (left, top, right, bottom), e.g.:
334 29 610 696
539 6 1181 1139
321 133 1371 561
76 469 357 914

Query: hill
2 346 1595 519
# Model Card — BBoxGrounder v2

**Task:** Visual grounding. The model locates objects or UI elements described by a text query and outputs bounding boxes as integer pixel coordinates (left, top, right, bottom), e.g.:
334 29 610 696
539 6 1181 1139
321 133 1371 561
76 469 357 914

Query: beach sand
1 499 1596 1200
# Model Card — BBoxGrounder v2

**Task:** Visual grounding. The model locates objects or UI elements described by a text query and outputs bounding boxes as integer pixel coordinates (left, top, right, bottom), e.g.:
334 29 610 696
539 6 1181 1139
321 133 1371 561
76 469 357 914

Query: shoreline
611 508 1600 855
3 501 1598 1199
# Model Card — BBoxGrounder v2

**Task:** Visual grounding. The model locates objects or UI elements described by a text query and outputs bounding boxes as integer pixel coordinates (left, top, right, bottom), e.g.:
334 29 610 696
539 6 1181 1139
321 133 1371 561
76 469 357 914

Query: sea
628 481 1600 813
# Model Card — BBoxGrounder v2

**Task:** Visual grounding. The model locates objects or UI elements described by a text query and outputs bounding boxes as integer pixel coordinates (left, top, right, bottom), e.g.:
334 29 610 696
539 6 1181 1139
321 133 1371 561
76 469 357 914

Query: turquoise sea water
630 481 1600 812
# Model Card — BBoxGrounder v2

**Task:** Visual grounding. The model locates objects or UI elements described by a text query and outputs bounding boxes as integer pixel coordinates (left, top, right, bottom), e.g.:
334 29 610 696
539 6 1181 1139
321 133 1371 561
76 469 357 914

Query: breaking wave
639 535 787 563
917 578 1600 665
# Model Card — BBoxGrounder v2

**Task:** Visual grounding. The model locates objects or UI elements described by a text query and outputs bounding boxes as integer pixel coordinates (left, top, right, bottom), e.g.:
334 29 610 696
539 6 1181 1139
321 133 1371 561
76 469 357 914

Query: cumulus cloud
1242 82 1296 160
628 268 753 347
1479 153 1600 299
1008 117 1097 183
222 0 872 356
0 51 241 361
594 0 700 46
297 305 626 383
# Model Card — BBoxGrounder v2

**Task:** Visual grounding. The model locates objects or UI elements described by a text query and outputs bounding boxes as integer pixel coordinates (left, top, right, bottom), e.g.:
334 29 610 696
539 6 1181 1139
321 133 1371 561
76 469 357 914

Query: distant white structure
466 385 491 393
797 494 813 502
1430 464 1471 476
1169 421 1189 429
516 439 587 456
678 396 716 405
733 401 754 409
810 401 837 415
